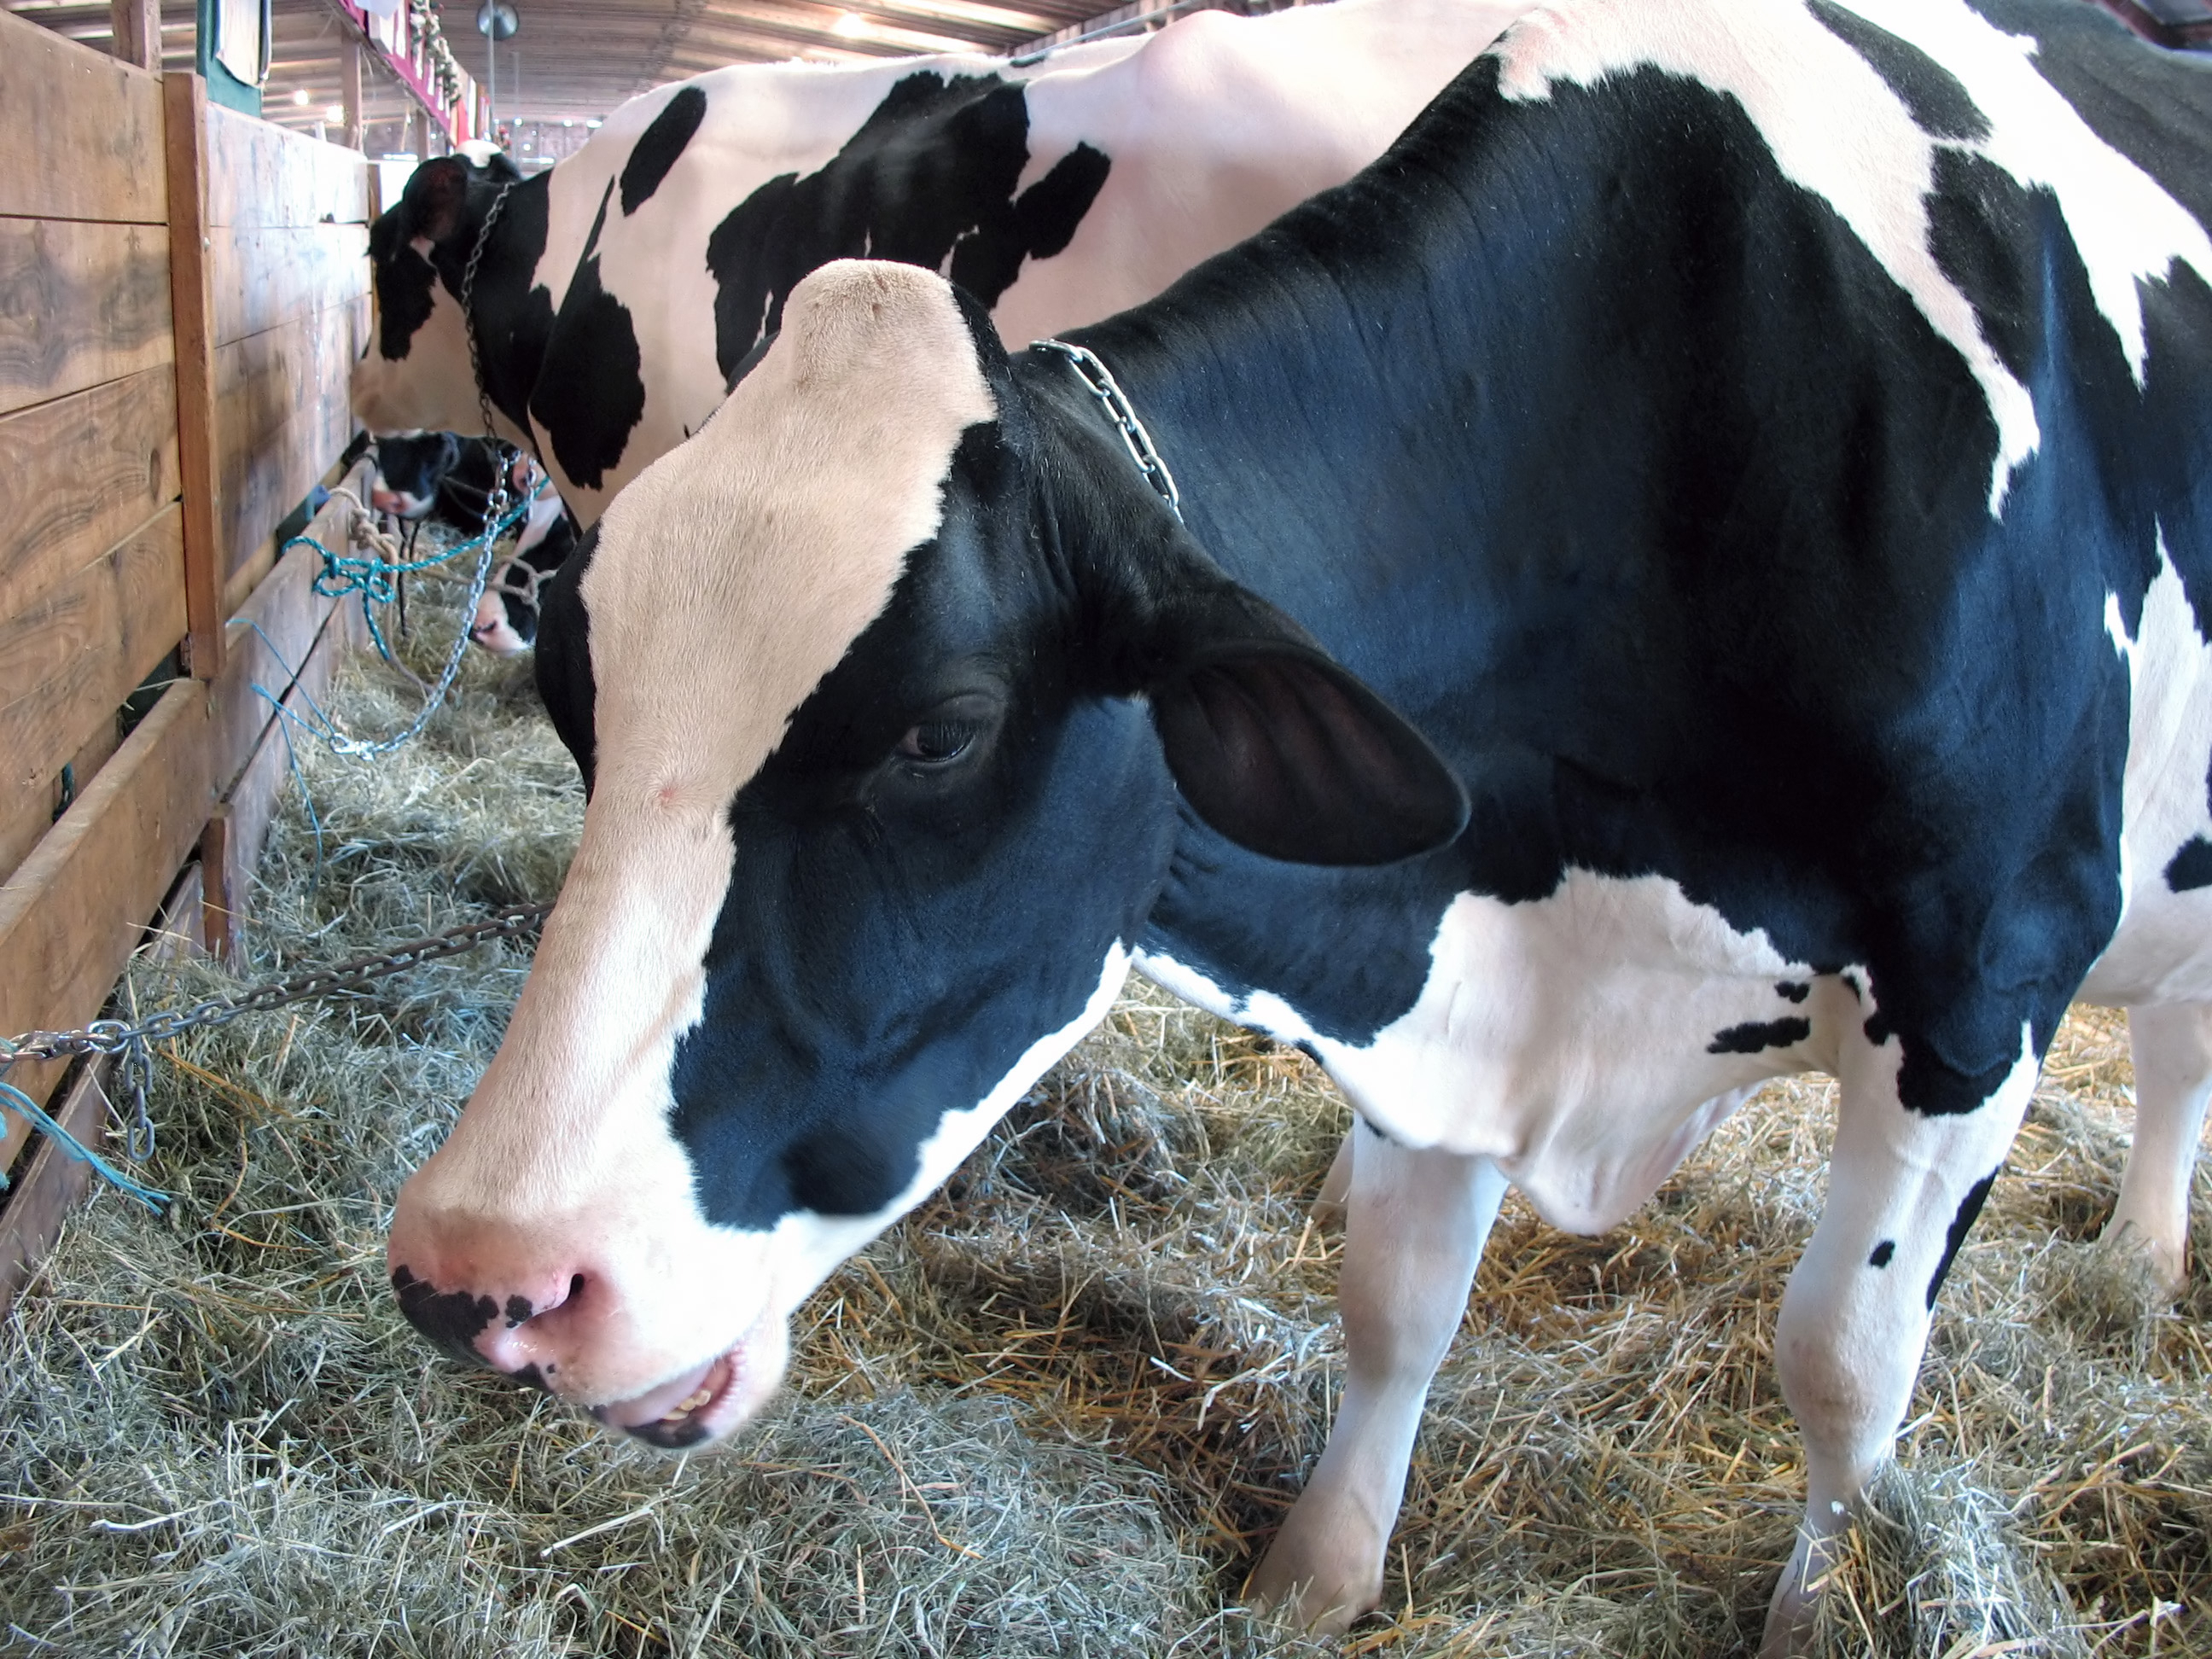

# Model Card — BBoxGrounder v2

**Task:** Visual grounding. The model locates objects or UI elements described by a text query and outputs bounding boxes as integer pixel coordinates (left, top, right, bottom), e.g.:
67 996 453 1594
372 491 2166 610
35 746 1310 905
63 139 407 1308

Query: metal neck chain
459 178 523 515
1034 339 1183 524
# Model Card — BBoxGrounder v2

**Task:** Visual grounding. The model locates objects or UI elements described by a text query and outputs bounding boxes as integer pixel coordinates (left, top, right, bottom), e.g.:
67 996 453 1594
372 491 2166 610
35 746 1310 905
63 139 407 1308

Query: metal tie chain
0 903 552 1208
1033 339 1184 524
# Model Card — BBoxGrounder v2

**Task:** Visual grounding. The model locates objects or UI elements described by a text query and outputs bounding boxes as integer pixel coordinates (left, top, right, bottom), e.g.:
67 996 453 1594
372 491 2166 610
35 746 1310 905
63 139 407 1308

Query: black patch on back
705 72 1111 385
1928 148 2039 382
1868 1239 1896 1268
1810 0 1991 141
391 1266 498 1365
621 85 707 216
1927 1167 2000 1307
504 1293 533 1328
2165 835 2212 891
1706 1016 1812 1055
1775 980 1810 1003
529 180 645 492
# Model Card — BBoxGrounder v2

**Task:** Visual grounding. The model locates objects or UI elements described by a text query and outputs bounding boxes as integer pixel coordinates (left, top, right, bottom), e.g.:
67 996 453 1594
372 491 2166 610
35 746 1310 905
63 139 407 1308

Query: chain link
0 903 551 1071
1033 339 1184 524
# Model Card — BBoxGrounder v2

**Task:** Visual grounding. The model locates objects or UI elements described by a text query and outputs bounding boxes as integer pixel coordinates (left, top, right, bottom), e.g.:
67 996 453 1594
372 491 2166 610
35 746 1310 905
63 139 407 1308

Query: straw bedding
0 591 2206 1657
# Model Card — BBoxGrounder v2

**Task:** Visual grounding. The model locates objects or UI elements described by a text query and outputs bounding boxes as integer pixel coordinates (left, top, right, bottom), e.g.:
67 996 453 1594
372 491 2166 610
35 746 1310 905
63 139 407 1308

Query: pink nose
387 1225 591 1384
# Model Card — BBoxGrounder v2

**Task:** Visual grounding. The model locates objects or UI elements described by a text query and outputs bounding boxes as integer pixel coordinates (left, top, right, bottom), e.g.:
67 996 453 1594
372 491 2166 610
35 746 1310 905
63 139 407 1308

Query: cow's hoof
1757 1535 1826 1659
2099 1219 2187 1301
1243 1522 1383 1635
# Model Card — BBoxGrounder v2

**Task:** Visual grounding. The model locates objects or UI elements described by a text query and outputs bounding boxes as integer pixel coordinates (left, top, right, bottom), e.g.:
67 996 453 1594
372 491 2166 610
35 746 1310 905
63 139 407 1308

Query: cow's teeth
664 1383 713 1422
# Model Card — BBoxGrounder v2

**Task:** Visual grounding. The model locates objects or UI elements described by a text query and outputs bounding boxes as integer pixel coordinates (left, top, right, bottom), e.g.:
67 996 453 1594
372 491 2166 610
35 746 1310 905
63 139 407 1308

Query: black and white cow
387 0 2212 1650
348 0 1529 530
366 433 581 654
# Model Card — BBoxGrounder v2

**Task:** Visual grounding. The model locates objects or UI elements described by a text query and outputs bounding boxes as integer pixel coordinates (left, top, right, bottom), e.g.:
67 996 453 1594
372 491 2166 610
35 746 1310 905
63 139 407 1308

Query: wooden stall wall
0 4 375 1286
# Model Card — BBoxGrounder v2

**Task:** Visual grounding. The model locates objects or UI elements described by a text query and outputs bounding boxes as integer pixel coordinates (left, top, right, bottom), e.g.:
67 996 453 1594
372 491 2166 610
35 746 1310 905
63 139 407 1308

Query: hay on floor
0 585 2206 1657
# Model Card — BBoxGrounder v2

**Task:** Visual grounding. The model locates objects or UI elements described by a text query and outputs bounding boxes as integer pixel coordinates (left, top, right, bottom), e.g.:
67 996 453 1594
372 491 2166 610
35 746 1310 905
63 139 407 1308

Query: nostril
504 1272 585 1329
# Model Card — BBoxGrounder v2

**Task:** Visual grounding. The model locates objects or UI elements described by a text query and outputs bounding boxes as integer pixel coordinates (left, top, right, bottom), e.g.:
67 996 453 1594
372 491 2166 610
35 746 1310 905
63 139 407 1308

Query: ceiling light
325 103 345 123
585 118 602 128
292 87 311 106
833 11 871 36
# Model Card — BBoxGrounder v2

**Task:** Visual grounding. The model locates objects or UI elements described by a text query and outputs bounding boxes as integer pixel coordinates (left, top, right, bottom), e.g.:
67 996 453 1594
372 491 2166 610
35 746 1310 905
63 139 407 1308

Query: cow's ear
402 157 473 247
1135 581 1469 866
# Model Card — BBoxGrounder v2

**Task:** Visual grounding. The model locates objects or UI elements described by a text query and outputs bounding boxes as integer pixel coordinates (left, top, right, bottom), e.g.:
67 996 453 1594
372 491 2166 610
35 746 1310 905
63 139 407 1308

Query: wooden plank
165 72 223 681
201 463 371 955
0 217 174 420
213 297 368 609
110 0 161 71
0 367 181 623
208 222 368 349
0 859 204 1303
205 102 370 230
342 39 364 152
0 678 213 1121
0 6 166 224
0 504 186 821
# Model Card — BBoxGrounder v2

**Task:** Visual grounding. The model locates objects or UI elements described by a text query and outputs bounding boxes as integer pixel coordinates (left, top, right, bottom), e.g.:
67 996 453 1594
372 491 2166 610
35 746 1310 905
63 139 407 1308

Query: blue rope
292 481 538 609
0 1077 167 1212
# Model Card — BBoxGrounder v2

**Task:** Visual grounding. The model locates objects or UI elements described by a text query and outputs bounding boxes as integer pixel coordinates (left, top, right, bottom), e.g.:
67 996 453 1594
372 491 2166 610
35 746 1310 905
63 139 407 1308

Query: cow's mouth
592 1348 742 1449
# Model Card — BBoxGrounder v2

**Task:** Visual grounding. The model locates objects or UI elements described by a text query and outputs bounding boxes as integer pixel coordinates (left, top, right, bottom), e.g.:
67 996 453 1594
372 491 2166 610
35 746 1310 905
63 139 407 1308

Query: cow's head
387 260 1465 1447
353 148 522 438
370 431 465 519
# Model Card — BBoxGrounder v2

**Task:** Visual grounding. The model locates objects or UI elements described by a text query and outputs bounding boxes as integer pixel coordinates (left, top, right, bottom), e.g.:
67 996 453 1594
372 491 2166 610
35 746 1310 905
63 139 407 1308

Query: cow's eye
894 721 975 765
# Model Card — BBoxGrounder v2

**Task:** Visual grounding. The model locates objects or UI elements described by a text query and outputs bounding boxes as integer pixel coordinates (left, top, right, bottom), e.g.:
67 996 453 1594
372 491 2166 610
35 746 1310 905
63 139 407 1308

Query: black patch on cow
1927 148 2039 383
530 180 645 492
1358 1114 1401 1146
1868 1239 1896 1268
1775 980 1810 1003
504 1293 533 1329
1841 973 1864 1002
372 242 439 360
1927 1168 2000 1308
2166 835 2212 892
622 86 707 216
1864 1010 1895 1046
508 1363 549 1391
704 72 1111 385
533 527 599 789
1809 0 1991 142
392 1266 498 1365
1707 1016 1813 1055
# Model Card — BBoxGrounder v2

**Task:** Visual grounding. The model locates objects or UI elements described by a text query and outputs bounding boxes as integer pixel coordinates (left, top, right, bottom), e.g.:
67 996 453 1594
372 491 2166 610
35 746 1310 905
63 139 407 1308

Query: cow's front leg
2107 1002 2212 1292
1247 1123 1506 1633
1762 1014 2040 1658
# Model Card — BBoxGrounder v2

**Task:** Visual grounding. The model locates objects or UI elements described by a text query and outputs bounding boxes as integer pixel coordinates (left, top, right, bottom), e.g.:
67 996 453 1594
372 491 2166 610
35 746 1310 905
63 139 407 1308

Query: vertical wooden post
341 38 364 150
163 71 224 685
110 0 162 70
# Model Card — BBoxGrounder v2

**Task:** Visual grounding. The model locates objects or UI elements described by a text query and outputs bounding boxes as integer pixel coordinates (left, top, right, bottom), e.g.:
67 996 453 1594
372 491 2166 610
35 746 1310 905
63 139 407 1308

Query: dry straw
0 589 2204 1656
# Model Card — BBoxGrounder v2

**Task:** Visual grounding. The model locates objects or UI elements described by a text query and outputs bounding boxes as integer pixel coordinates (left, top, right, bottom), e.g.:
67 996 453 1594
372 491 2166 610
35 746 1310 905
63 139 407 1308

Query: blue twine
291 483 539 611
0 1077 167 1212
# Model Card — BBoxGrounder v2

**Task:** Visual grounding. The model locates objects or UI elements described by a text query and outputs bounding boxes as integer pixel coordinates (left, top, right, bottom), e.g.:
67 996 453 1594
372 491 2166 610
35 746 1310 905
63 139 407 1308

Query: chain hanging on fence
0 902 553 1213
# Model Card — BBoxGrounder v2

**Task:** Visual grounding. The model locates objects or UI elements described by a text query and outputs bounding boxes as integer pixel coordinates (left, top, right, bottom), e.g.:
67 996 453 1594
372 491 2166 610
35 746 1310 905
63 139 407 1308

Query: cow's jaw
352 260 482 437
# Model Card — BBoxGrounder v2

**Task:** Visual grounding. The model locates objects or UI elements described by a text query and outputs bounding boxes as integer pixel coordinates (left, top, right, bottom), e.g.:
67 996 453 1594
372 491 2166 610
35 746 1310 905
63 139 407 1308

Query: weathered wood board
0 366 183 626
0 6 166 226
0 217 174 422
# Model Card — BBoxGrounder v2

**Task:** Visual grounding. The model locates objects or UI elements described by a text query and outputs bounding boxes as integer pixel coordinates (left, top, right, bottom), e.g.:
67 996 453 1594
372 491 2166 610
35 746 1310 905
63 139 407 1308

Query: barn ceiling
3 0 1134 156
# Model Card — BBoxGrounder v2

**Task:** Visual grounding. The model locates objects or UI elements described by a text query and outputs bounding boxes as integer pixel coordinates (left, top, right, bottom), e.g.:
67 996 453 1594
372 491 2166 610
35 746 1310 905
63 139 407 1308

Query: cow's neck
448 171 556 448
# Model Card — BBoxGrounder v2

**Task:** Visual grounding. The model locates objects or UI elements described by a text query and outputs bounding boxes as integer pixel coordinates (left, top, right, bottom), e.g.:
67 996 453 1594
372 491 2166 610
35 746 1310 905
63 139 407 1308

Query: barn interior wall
0 5 373 1208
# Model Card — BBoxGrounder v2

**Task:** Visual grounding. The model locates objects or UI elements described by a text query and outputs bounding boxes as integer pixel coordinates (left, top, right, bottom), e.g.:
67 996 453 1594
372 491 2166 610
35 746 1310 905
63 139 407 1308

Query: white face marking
1141 869 1834 1233
1493 0 2210 511
392 262 997 1412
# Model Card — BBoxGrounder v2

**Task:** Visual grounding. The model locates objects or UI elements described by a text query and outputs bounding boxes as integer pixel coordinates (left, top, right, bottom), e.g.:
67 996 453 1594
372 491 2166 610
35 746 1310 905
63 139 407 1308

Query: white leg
1762 1020 2039 1657
2108 1003 2212 1291
1248 1123 1507 1633
1311 1130 1355 1223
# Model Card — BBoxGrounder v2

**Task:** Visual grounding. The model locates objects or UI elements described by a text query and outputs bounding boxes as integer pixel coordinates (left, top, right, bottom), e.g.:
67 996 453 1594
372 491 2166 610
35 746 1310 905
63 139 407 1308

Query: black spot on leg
1707 1016 1811 1055
1775 981 1810 1004
620 85 707 216
1868 1239 1895 1268
1926 1168 2000 1308
2164 835 2212 892
393 1266 498 1366
504 1294 534 1329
